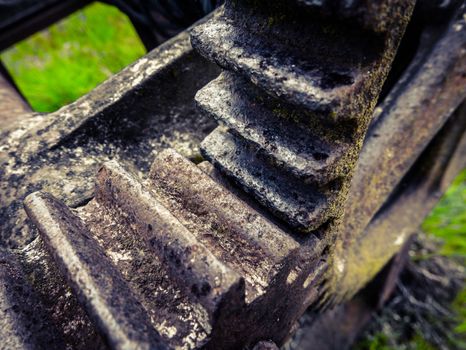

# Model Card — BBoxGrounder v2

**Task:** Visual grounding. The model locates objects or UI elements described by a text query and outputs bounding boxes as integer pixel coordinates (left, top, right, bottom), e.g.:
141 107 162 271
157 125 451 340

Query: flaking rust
0 0 464 349
23 0 416 348
190 0 415 315
24 149 318 349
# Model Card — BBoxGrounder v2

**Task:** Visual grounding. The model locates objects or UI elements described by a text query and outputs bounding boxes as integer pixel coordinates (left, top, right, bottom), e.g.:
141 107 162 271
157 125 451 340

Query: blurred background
1 3 145 112
0 2 464 349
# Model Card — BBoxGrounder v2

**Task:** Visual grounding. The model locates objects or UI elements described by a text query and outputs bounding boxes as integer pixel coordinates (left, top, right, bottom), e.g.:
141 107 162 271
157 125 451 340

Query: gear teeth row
95 160 243 313
191 0 413 231
18 1 416 347
149 149 300 300
201 128 340 231
196 72 352 182
24 149 300 349
24 192 169 350
190 8 367 115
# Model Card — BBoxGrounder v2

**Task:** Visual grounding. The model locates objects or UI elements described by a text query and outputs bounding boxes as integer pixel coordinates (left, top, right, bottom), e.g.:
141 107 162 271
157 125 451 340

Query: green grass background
1 2 464 349
423 171 466 260
1 2 145 112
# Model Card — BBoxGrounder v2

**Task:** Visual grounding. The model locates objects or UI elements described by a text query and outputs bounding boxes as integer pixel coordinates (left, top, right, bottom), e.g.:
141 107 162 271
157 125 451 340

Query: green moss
355 332 439 350
190 153 205 165
411 335 438 350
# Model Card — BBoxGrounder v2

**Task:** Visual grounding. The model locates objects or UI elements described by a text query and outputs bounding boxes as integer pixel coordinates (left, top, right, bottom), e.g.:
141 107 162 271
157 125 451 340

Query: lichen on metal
191 0 415 232
333 4 466 301
0 0 465 349
0 31 219 248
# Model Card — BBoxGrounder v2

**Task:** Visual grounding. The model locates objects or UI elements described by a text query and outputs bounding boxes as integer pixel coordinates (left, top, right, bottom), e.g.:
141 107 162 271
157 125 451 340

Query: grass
356 333 438 350
356 171 466 350
423 170 466 259
0 2 145 112
1 3 465 349
423 170 466 348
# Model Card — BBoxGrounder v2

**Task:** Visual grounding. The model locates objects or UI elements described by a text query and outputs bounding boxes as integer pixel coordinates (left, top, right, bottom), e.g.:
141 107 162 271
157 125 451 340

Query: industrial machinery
0 0 465 349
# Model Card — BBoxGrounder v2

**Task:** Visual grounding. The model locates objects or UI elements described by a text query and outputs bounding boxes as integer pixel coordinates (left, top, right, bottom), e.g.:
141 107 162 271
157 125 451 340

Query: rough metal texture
332 5 466 301
0 249 64 350
336 101 466 300
0 0 91 51
24 191 168 350
0 29 221 349
288 99 466 350
24 149 326 349
0 66 31 125
287 237 415 350
191 0 414 232
0 30 219 249
36 238 110 347
1 1 465 350
295 0 415 33
0 0 60 29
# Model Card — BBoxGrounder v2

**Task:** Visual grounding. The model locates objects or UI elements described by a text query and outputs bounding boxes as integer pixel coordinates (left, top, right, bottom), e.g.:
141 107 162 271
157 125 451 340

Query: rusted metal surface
287 237 415 350
0 0 92 51
0 248 64 349
0 1 464 349
338 101 466 301
289 99 466 349
111 0 223 50
343 5 466 245
253 341 279 350
24 191 168 350
0 31 220 248
191 0 414 234
295 0 416 33
23 148 327 349
150 149 301 302
333 6 466 300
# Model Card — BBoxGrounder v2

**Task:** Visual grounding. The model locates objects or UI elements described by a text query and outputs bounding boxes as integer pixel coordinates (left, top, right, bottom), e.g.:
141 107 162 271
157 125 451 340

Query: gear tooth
196 72 351 182
24 191 169 350
230 0 413 33
150 148 300 302
95 160 244 314
191 0 414 232
191 8 357 114
201 128 338 231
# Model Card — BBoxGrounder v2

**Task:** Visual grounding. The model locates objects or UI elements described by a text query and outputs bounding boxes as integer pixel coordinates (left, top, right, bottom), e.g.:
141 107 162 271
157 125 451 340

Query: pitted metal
333 7 466 301
0 1 465 350
0 31 219 249
24 191 168 350
24 148 324 349
191 0 415 232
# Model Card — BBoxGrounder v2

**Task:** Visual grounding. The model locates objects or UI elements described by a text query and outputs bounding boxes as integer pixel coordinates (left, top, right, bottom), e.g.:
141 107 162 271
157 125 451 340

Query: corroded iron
0 31 219 248
0 1 465 349
0 63 31 124
25 191 168 350
192 0 414 232
333 4 466 300
290 99 466 350
24 148 326 349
